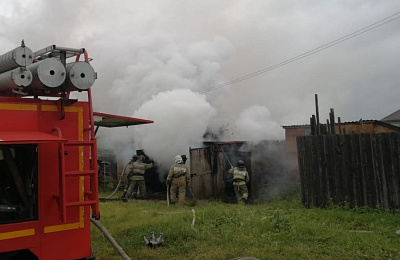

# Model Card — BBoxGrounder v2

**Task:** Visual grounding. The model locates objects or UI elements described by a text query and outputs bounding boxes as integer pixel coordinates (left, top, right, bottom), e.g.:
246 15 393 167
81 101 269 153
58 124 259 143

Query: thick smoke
104 33 285 171
105 35 234 170
230 105 283 141
108 35 234 113
132 89 216 171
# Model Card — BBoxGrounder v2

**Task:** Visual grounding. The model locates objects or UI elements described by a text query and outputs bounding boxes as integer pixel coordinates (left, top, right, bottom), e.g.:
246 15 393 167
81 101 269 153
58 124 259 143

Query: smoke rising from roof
232 105 283 141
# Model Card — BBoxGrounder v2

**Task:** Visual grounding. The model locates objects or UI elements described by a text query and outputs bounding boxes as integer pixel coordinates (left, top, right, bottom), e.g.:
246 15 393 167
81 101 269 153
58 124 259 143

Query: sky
1 0 399 169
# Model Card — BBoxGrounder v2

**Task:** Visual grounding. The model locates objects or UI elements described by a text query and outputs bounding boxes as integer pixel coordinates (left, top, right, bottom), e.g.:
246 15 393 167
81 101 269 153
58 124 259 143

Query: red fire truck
0 43 152 259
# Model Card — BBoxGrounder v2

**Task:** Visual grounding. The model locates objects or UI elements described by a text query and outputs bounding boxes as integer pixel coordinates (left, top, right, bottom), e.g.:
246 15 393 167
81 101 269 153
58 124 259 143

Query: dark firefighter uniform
166 155 190 205
228 160 249 204
126 155 153 199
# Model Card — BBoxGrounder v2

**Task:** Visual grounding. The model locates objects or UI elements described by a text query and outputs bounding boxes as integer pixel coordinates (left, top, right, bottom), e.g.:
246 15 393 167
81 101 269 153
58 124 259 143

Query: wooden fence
297 132 400 209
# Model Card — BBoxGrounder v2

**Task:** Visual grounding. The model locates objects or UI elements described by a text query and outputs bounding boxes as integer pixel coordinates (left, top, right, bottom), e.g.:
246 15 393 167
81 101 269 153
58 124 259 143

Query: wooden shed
189 140 290 202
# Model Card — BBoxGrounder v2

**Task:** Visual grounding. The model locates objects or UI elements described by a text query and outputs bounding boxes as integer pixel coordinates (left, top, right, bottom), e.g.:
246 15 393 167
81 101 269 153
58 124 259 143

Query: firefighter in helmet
122 155 138 198
126 155 153 199
166 155 190 205
228 160 250 204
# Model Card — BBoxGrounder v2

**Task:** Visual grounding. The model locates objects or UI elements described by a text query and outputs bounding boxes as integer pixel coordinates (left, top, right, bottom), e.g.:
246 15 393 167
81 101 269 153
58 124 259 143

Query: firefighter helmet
174 155 183 164
237 160 245 167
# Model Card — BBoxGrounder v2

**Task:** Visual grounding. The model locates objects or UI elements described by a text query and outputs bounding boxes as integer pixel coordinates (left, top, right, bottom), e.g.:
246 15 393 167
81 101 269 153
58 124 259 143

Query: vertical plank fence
297 132 400 209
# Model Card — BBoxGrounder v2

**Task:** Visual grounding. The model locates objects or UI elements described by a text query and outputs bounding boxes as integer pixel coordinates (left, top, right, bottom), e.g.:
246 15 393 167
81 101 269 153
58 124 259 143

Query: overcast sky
1 1 399 167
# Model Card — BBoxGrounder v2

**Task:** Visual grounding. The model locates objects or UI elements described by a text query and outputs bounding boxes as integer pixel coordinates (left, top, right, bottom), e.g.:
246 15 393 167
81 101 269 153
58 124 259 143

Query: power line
198 11 400 94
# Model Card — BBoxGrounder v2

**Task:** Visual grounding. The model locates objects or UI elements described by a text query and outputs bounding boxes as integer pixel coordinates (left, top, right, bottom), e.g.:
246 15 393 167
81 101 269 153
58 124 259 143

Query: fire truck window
0 144 38 224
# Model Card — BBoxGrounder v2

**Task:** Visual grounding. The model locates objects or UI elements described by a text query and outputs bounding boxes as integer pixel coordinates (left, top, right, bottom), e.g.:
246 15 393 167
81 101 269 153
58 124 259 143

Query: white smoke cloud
100 34 237 166
131 89 216 171
230 105 283 141
108 35 234 114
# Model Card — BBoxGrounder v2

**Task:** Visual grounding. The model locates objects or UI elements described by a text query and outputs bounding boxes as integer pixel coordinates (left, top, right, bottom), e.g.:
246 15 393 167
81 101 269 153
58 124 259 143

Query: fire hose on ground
90 217 131 260
166 183 170 207
105 160 131 199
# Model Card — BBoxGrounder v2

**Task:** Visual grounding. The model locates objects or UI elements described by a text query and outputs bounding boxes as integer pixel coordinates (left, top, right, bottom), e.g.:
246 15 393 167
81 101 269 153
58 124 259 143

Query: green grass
91 193 400 260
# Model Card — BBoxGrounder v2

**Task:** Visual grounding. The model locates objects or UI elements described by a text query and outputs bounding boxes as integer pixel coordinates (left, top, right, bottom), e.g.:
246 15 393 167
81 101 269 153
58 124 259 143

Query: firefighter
121 155 138 198
166 155 190 205
126 155 153 199
228 160 250 204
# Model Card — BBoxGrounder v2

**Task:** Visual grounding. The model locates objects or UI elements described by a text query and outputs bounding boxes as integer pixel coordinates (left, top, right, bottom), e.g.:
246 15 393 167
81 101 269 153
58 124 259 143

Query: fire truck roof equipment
65 61 96 91
0 43 97 96
0 67 33 90
0 42 33 73
33 45 86 61
26 58 66 89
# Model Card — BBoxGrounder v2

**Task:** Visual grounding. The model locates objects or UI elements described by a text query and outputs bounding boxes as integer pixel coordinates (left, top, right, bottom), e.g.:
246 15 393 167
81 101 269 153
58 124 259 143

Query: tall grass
91 193 400 260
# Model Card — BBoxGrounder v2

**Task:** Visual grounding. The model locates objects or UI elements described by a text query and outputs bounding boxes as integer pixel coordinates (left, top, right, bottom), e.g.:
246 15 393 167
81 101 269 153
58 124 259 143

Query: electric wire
198 11 400 94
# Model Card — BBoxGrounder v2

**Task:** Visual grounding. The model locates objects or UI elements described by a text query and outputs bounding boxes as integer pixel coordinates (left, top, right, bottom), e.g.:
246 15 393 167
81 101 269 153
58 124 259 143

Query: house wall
336 122 398 134
285 127 310 153
284 127 310 180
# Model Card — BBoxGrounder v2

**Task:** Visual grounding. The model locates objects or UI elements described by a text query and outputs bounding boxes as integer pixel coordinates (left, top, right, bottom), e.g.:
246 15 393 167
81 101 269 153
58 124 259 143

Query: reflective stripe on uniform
173 166 187 173
233 168 246 180
133 168 145 174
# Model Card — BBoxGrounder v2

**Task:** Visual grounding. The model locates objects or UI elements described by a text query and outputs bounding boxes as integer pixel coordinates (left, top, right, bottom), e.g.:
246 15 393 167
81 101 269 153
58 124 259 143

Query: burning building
188 140 297 203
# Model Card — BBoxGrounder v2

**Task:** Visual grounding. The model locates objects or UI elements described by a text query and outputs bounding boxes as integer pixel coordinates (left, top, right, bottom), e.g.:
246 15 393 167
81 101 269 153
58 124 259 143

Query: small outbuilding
189 140 293 202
